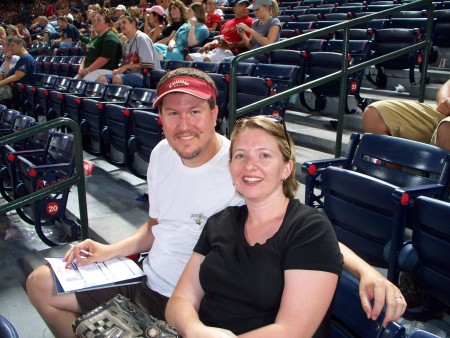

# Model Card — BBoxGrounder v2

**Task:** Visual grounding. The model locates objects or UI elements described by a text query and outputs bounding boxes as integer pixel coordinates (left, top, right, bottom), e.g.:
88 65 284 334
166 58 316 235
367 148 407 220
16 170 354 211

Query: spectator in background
186 0 253 62
204 0 221 32
0 37 35 103
363 79 450 152
127 6 144 27
75 11 122 81
144 6 167 43
51 16 80 48
154 0 187 45
155 2 209 61
16 24 31 47
236 0 280 62
113 4 127 29
0 27 6 42
97 14 161 86
29 16 58 45
0 37 20 81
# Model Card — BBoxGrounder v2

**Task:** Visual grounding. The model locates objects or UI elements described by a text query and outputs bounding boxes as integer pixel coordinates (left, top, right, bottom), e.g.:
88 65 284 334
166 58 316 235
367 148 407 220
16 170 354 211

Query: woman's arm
339 243 407 326
239 270 338 338
245 24 280 47
151 25 164 43
166 253 237 337
157 29 176 45
188 18 201 47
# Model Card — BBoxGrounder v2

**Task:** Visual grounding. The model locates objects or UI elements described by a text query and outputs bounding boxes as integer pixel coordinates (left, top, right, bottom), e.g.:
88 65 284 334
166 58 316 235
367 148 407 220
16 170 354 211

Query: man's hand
359 269 407 327
436 97 450 116
63 239 113 267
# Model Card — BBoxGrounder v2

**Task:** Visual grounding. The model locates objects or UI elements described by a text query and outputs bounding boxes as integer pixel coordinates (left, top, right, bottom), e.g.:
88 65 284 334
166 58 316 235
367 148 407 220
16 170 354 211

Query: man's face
57 20 67 28
115 9 126 17
9 42 20 54
234 2 249 18
159 93 218 168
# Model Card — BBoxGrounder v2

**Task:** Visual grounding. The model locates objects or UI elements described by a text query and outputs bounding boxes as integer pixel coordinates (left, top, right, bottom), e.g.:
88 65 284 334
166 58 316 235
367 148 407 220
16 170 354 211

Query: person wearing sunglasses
27 68 406 338
165 115 342 337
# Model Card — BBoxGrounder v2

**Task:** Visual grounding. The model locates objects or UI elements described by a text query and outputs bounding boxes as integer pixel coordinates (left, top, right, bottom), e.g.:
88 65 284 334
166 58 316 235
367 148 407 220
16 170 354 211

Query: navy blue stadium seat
0 315 19 338
14 132 79 246
126 110 163 179
145 69 167 89
235 76 273 117
208 73 229 125
192 61 221 73
397 196 450 320
45 77 73 120
101 88 157 166
0 109 21 136
65 81 106 125
81 84 132 156
23 74 58 118
433 9 450 48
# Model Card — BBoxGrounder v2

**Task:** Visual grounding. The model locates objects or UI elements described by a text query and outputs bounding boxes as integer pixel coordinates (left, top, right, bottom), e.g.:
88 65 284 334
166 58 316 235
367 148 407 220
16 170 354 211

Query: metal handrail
228 0 433 156
0 117 90 240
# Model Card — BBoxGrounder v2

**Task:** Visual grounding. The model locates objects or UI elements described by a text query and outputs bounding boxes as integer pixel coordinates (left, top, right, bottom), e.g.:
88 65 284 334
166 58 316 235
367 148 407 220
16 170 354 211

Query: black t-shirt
194 199 343 337
156 21 183 42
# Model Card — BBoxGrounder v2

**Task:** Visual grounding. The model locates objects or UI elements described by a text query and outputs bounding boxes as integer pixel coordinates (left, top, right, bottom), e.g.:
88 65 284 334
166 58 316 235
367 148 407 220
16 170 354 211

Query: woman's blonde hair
229 116 298 199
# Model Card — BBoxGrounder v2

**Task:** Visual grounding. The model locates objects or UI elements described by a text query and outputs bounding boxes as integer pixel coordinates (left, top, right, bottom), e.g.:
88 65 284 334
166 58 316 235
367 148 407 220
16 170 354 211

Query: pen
70 243 93 257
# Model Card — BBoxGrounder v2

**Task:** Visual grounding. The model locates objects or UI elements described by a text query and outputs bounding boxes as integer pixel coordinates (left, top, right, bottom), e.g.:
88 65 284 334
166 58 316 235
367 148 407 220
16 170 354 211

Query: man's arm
0 70 26 87
340 243 407 327
64 218 158 267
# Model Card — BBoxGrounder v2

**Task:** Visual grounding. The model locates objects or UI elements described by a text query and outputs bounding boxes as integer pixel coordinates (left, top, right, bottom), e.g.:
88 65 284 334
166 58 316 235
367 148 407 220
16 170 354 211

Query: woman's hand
190 16 198 26
63 239 113 267
237 23 250 34
359 269 407 327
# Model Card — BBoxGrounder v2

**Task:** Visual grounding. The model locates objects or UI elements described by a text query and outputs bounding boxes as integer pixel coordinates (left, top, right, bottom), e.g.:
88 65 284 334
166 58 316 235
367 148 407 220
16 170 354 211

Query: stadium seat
45 77 73 120
370 28 423 86
397 196 450 320
23 74 58 117
252 64 301 116
126 110 163 179
65 81 106 125
0 109 21 136
81 84 132 155
14 132 79 246
192 61 221 73
0 315 19 338
101 88 157 166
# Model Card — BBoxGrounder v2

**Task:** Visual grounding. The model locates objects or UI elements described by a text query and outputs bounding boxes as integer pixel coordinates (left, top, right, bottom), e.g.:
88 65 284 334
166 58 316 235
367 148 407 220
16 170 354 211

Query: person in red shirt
205 0 222 31
186 0 253 62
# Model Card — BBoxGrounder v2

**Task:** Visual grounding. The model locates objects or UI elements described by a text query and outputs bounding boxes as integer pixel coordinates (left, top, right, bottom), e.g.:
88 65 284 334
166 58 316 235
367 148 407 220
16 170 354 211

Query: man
97 15 161 86
0 37 35 103
74 11 122 82
0 37 20 82
112 4 127 29
186 0 253 62
27 68 406 338
51 16 80 49
363 79 450 151
29 16 58 45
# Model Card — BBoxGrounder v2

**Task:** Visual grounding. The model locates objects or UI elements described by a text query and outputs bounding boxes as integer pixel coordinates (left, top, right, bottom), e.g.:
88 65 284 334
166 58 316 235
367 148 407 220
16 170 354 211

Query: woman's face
187 7 195 19
229 127 291 203
170 5 181 21
253 5 268 19
205 1 216 14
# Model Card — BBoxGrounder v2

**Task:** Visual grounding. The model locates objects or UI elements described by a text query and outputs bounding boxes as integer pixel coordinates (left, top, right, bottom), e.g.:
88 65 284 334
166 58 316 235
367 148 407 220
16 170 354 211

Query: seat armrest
392 184 446 206
302 157 348 175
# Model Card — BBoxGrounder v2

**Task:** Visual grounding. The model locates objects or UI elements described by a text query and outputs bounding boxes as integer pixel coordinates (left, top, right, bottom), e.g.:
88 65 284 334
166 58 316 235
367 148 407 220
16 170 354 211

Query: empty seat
81 84 132 156
102 88 157 166
65 81 106 125
126 110 164 179
397 196 450 319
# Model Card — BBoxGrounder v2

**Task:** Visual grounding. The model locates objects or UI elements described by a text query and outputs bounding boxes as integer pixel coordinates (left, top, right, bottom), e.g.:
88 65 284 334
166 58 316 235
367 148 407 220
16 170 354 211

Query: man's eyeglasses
236 115 292 157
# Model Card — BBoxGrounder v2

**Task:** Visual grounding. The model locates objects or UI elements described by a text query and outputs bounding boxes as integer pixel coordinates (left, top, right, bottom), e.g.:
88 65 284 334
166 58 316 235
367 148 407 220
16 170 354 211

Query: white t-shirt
143 135 244 297
0 55 20 75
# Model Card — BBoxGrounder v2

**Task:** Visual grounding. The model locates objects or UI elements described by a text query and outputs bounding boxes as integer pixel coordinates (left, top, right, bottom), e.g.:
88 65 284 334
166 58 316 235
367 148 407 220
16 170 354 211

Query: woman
166 115 343 337
155 3 209 61
154 0 187 45
144 5 167 43
97 14 160 86
75 11 123 81
236 0 281 62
